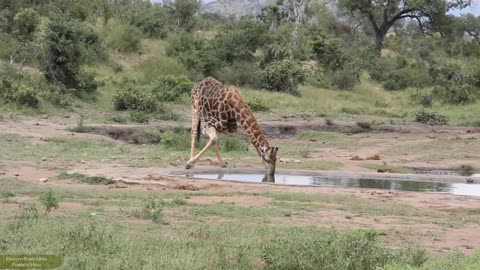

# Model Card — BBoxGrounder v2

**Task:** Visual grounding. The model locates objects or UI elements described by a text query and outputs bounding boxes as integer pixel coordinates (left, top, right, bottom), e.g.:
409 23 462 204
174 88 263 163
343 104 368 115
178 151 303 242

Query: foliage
99 19 142 53
246 95 269 112
220 136 248 152
39 189 59 215
41 18 98 95
329 68 360 90
259 60 305 95
149 75 193 102
113 84 157 113
458 164 475 176
262 229 393 270
214 61 261 87
338 0 470 51
130 111 150 124
138 57 189 83
166 32 219 76
164 0 201 31
430 62 477 104
12 8 39 41
213 17 268 63
126 3 168 38
415 111 448 126
0 79 39 108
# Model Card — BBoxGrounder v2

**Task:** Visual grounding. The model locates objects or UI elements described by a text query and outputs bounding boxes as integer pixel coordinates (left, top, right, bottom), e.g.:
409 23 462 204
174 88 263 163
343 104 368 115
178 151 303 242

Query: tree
260 0 288 31
164 0 201 32
287 0 310 48
338 0 471 52
10 8 39 64
41 18 97 94
461 14 480 44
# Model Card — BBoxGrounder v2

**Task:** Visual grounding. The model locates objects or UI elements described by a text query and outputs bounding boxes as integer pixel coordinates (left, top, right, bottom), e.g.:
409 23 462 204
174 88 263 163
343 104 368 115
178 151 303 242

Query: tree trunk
373 28 387 54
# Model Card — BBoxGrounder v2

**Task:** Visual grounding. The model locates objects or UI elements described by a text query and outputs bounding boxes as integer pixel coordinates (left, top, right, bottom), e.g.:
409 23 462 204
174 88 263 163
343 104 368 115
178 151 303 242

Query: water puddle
184 173 480 197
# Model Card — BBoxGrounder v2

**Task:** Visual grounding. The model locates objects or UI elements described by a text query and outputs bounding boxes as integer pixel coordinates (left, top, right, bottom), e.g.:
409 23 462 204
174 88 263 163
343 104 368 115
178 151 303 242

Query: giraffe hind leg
190 107 201 160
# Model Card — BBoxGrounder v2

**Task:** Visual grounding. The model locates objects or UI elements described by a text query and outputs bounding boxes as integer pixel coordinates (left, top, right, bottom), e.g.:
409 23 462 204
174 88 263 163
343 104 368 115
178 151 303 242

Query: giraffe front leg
190 107 200 160
213 143 228 168
186 127 217 169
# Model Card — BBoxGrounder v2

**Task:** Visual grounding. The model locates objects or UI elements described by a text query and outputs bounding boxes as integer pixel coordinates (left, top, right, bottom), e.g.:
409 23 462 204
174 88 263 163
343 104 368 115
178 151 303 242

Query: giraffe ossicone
186 77 279 175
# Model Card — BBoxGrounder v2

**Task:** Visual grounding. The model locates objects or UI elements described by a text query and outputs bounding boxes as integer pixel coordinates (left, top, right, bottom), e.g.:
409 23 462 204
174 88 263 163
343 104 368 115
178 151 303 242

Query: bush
259 60 305 95
214 61 261 87
40 189 59 215
433 83 476 105
100 20 142 52
149 75 193 102
246 96 269 112
42 18 98 95
0 79 39 108
129 111 149 124
430 62 477 104
409 89 433 107
160 130 190 150
113 84 157 113
137 57 189 83
220 136 248 152
166 32 220 76
329 68 360 90
415 111 448 126
262 229 393 270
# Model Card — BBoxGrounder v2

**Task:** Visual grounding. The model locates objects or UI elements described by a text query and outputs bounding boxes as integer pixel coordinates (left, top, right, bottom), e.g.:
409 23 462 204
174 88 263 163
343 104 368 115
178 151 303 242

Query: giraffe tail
196 118 201 143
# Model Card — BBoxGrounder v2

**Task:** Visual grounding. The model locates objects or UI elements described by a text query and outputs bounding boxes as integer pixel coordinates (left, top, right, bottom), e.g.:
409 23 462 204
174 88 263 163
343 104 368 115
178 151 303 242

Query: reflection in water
262 174 275 183
185 173 480 197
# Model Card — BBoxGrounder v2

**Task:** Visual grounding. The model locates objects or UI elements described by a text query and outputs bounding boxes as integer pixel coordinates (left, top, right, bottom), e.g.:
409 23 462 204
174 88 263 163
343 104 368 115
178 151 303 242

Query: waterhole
184 173 480 197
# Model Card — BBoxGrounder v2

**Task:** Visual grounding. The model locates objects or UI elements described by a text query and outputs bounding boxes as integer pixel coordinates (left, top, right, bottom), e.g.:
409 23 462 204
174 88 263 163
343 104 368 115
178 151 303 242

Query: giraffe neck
234 103 270 149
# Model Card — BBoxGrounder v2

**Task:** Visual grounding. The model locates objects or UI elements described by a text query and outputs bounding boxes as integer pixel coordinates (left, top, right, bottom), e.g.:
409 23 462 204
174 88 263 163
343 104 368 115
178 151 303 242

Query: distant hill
200 0 277 17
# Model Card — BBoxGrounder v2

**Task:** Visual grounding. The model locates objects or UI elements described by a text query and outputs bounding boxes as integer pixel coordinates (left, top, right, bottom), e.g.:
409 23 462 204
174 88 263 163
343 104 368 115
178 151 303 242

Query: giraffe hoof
220 164 228 168
185 163 194 169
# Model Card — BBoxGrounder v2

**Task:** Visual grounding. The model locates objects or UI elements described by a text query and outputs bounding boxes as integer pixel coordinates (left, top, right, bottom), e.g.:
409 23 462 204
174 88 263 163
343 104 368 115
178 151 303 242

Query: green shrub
262 229 392 270
166 32 220 76
100 20 142 52
113 84 157 113
160 130 190 149
131 198 164 223
415 111 448 126
220 136 248 152
137 57 189 83
433 83 476 105
42 18 99 95
149 75 193 102
246 96 269 112
409 89 433 107
329 68 360 90
0 79 39 108
130 111 149 124
259 60 305 95
430 62 477 104
458 164 475 176
39 189 59 215
214 61 261 87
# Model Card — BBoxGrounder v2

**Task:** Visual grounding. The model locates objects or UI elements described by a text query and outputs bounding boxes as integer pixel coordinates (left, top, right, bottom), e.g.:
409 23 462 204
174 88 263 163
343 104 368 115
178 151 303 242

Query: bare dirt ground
1 117 480 254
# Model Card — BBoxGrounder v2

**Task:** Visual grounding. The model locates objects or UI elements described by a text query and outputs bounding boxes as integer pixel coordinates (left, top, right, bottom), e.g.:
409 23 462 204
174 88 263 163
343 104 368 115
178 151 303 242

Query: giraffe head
260 146 279 175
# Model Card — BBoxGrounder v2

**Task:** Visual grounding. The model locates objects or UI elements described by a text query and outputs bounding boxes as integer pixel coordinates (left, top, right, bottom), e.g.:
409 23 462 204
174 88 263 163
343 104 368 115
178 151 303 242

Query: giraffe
186 77 279 175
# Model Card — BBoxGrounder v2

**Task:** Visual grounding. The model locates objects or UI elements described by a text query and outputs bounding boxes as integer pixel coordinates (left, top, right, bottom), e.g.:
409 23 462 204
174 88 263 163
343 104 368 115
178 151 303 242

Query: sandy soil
1 118 480 254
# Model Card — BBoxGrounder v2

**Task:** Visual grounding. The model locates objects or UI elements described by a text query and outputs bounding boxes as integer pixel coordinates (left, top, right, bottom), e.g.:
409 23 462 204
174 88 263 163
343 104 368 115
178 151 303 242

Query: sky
152 0 480 16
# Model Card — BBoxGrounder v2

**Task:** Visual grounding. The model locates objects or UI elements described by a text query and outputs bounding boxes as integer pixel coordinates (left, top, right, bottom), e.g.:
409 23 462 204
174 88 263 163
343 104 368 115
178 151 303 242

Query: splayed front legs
186 126 227 169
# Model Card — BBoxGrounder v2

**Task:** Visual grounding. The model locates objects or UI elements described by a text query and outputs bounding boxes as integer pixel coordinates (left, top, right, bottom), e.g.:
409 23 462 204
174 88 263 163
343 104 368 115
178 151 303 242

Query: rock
366 155 381 160
279 158 302 164
350 156 364 161
39 177 49 183
41 157 47 161
81 160 86 164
